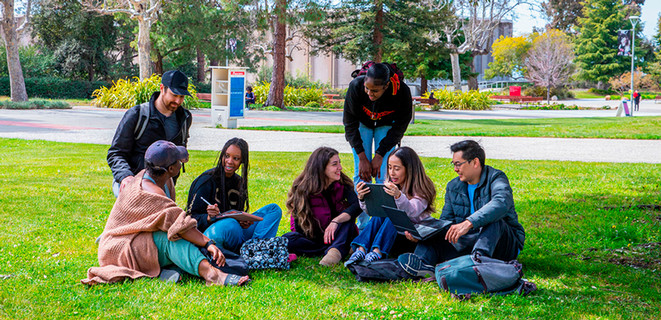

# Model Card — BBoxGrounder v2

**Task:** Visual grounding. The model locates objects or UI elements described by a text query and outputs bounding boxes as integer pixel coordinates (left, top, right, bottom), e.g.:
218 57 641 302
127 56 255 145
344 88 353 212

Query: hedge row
0 77 111 99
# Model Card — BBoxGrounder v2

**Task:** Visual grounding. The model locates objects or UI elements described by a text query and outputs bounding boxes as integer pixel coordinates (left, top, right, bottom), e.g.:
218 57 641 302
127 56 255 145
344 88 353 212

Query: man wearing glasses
399 140 525 277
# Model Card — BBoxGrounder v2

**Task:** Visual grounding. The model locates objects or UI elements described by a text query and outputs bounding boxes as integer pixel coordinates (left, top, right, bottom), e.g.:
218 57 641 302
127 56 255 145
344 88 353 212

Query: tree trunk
467 53 478 91
420 76 428 96
196 47 205 83
450 52 462 92
547 85 550 104
137 17 152 79
154 49 163 76
265 0 287 109
1 0 28 102
372 0 384 62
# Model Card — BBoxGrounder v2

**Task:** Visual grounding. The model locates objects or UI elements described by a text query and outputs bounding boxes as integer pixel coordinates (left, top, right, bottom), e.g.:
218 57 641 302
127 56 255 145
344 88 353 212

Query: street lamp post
629 15 639 116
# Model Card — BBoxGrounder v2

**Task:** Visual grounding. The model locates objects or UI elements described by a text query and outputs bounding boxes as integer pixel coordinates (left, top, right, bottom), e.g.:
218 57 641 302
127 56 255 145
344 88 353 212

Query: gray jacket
440 165 525 248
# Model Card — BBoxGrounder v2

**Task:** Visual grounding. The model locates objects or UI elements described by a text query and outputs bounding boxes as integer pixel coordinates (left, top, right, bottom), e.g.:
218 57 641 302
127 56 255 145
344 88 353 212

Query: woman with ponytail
343 62 413 229
283 147 362 266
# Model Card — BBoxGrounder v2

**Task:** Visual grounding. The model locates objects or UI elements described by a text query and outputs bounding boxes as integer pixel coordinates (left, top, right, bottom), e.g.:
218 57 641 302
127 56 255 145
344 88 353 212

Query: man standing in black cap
107 70 193 197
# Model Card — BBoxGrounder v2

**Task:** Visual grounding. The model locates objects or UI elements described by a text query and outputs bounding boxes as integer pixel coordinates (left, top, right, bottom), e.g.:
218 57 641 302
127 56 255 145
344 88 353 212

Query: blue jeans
152 231 206 277
203 203 282 253
350 216 398 257
352 123 395 230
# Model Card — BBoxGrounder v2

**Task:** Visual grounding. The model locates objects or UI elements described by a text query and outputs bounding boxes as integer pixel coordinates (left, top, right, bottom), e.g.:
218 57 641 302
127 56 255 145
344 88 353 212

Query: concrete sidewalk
1 105 660 163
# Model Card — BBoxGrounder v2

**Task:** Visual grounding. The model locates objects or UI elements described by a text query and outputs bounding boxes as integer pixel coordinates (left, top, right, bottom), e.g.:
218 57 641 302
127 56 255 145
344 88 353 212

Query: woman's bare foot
199 260 250 286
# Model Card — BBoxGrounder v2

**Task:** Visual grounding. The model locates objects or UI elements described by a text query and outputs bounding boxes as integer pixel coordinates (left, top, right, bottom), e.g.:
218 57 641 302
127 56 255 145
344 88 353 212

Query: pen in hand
200 196 212 206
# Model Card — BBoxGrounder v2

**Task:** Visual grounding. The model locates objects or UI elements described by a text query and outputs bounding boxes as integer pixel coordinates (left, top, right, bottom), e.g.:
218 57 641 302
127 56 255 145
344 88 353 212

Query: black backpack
346 259 413 282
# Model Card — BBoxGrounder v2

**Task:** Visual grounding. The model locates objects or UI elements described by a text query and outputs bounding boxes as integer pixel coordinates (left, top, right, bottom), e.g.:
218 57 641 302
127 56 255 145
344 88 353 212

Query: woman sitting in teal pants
83 140 249 286
187 138 282 253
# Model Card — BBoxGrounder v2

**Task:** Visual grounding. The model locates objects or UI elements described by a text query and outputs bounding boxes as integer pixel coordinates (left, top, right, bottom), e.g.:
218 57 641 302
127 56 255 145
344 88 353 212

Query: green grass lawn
0 138 659 318
243 116 661 140
570 91 606 99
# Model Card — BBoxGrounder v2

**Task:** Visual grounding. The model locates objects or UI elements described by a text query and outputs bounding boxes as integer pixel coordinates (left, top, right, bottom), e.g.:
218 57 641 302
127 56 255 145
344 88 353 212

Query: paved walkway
1 101 660 163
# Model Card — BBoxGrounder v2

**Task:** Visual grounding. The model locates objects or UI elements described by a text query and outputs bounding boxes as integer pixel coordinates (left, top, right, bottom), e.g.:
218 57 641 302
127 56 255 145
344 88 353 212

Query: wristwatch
204 239 216 249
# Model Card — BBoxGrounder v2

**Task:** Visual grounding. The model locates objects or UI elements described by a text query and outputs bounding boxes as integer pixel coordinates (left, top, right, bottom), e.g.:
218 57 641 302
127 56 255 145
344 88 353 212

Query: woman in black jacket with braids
343 62 413 228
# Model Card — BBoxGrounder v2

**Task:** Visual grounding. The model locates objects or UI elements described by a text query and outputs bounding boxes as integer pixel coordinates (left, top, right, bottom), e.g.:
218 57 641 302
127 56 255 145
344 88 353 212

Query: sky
512 1 660 40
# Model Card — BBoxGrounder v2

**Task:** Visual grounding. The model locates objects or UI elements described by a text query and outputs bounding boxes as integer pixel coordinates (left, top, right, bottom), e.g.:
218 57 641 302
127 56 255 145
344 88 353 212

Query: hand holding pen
201 196 220 221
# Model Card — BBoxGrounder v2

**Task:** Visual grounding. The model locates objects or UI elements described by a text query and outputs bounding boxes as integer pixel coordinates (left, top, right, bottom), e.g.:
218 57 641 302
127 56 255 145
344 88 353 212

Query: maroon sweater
290 181 361 240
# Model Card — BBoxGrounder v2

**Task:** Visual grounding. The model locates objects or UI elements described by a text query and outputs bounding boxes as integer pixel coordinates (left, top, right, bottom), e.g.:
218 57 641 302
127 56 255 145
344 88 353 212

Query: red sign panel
231 71 245 76
509 86 521 96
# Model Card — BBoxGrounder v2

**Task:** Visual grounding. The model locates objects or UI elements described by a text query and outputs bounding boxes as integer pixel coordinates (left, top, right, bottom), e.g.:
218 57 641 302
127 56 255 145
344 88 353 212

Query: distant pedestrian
245 86 256 106
633 90 640 111
107 70 193 197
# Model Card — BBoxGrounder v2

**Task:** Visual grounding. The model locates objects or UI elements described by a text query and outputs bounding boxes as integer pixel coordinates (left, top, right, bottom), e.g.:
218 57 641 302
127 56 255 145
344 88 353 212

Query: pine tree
574 0 629 87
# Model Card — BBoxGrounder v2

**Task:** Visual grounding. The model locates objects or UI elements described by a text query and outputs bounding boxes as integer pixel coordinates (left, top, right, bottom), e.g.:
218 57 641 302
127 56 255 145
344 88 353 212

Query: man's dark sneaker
397 253 435 277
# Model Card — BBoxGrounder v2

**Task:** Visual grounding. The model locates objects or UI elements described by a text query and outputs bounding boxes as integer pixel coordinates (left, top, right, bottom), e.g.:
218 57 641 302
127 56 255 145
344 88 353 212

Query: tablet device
362 183 396 217
381 205 450 240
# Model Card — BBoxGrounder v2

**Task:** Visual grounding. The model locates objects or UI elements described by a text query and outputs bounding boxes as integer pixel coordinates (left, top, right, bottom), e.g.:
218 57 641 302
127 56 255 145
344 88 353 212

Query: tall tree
574 0 632 88
151 0 260 78
32 0 117 81
304 0 439 64
484 34 535 80
647 14 661 82
437 0 524 91
541 0 583 33
251 0 322 109
525 30 574 102
0 0 30 101
83 0 161 79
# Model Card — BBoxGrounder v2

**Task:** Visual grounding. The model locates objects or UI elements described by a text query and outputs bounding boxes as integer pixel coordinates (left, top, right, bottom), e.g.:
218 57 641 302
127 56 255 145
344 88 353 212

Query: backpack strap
134 102 150 141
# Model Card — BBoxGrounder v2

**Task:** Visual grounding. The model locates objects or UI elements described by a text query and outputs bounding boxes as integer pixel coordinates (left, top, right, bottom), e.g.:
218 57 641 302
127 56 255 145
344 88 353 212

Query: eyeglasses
450 160 470 168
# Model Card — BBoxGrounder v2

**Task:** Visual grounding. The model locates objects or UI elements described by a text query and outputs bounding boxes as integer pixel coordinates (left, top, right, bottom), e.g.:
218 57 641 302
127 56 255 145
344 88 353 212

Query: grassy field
0 138 659 319
242 116 661 140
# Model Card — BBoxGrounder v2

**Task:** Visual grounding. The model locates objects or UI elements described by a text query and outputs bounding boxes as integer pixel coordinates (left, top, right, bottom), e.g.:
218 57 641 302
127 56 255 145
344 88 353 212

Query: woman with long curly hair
186 138 282 254
344 146 436 266
283 147 362 266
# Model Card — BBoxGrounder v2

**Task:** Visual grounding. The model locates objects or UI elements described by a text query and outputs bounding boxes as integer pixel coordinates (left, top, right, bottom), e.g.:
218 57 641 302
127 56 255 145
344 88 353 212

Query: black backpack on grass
346 259 413 282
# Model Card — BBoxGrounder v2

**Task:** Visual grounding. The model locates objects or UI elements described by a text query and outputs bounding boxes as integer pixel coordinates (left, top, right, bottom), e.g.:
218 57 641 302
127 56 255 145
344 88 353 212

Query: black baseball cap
161 70 191 96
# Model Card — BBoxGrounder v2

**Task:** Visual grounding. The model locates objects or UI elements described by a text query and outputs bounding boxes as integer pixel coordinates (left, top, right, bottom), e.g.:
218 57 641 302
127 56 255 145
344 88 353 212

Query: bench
655 96 661 104
490 95 543 103
196 93 211 102
412 97 439 105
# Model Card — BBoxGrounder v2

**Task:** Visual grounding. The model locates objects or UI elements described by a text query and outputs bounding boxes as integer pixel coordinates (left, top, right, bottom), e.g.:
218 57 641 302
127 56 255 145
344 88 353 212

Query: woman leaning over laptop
344 146 436 266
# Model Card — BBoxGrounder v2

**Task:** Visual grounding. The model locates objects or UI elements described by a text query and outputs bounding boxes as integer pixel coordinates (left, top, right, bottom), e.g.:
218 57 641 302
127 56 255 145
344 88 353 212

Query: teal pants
152 231 206 277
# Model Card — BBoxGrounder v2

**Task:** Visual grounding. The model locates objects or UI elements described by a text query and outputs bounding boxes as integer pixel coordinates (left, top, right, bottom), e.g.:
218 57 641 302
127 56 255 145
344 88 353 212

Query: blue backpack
435 253 536 299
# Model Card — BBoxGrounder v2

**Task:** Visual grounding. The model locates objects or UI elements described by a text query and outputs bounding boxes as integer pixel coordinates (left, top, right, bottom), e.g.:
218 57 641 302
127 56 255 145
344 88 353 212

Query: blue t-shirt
467 183 478 215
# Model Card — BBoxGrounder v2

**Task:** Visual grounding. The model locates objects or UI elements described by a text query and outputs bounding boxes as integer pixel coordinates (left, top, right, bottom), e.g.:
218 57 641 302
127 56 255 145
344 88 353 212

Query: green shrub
0 77 110 99
325 87 348 99
92 74 201 109
305 101 321 108
423 89 493 110
523 86 574 99
253 82 324 107
194 82 211 93
0 99 70 109
588 88 617 95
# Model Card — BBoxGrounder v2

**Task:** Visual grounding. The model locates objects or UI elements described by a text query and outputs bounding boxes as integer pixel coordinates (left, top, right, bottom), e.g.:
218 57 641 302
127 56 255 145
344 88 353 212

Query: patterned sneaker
344 249 366 267
364 251 383 263
397 253 435 277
